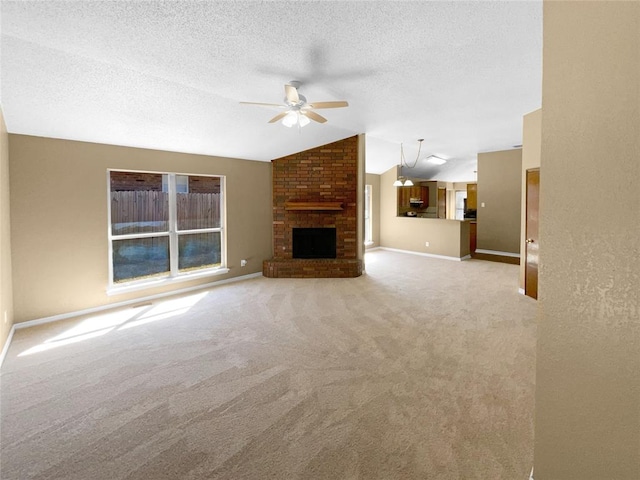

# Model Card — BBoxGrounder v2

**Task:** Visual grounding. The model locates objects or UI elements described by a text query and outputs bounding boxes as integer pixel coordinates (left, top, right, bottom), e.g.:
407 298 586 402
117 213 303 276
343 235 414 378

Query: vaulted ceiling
1 1 542 181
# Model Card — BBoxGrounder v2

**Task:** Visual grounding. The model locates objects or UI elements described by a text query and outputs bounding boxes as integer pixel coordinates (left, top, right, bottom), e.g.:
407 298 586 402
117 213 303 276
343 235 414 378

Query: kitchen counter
398 215 476 223
386 216 471 258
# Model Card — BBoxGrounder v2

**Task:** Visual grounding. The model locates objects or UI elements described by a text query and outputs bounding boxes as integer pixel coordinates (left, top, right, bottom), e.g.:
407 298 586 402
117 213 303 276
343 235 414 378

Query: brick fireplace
263 135 363 278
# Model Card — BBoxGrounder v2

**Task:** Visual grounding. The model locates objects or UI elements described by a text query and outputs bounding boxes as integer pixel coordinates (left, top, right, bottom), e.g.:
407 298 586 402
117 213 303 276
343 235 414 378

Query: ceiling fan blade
268 111 289 123
285 84 300 104
307 101 349 109
239 101 284 108
302 110 327 123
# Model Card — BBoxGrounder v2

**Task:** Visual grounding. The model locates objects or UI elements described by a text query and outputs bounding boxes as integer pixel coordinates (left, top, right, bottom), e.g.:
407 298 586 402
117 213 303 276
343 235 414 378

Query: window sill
107 267 230 296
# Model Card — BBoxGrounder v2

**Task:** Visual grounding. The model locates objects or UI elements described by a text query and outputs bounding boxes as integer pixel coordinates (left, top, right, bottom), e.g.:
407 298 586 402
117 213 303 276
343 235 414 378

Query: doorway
525 168 540 299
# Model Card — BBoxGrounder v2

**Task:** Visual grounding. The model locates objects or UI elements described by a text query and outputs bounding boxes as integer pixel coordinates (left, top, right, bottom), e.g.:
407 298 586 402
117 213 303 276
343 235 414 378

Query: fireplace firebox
292 228 337 259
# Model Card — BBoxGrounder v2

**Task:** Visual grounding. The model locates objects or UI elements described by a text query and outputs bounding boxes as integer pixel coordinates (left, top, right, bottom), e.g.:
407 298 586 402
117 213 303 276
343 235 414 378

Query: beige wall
9 135 272 323
476 149 522 254
379 166 469 258
535 1 639 478
0 107 14 350
365 172 381 248
520 109 541 290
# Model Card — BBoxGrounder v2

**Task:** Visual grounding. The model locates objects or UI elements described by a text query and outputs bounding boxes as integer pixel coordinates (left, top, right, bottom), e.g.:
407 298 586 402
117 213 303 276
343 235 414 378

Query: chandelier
393 139 423 186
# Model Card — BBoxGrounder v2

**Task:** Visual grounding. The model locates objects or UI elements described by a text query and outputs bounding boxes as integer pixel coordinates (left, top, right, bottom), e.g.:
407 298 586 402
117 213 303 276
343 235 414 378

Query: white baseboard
475 249 520 258
0 325 16 368
12 272 264 332
518 288 526 295
379 247 467 262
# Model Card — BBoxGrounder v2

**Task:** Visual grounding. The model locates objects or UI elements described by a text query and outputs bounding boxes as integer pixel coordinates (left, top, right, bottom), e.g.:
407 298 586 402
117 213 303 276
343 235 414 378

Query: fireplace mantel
284 201 343 211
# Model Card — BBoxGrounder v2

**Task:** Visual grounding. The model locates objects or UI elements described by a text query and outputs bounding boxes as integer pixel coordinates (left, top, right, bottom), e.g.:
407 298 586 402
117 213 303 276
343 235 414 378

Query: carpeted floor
0 250 537 479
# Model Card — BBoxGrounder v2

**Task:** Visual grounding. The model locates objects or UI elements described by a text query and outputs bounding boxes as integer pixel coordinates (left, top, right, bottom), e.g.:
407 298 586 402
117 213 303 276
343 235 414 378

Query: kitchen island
380 216 471 260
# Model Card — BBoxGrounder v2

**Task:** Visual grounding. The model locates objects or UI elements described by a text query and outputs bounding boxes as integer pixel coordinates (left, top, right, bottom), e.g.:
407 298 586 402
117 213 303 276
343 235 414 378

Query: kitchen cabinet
467 183 477 210
397 187 410 208
397 186 429 208
470 221 477 253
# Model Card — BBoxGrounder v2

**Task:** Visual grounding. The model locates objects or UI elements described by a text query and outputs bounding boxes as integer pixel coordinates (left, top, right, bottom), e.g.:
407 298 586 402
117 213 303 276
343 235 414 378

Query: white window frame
455 190 467 220
107 169 228 295
364 184 373 245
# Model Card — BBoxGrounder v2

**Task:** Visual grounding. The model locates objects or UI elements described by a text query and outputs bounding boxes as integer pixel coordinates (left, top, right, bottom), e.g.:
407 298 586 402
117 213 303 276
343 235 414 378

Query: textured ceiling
0 1 542 181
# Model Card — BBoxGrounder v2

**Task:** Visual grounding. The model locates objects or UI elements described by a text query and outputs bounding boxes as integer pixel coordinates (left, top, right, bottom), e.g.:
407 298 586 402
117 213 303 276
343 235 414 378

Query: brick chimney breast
264 135 362 278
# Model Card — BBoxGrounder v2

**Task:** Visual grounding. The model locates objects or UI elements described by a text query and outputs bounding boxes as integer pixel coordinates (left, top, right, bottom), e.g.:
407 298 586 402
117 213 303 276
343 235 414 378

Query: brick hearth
263 135 363 278
263 258 363 278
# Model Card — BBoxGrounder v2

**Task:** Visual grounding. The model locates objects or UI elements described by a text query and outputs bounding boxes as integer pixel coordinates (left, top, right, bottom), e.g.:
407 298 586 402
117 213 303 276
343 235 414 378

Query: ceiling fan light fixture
282 111 310 128
298 113 310 127
282 111 298 128
240 82 348 128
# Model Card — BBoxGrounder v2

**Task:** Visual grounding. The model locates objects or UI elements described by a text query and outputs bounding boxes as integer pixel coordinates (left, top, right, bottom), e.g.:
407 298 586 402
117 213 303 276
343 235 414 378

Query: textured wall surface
9 135 272 323
476 149 522 254
0 108 14 350
534 2 640 478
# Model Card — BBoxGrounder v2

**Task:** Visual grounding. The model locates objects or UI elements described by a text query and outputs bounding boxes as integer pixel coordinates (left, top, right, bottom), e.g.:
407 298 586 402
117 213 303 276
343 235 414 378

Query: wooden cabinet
419 186 429 207
470 222 477 253
397 187 411 208
467 183 477 210
397 186 429 208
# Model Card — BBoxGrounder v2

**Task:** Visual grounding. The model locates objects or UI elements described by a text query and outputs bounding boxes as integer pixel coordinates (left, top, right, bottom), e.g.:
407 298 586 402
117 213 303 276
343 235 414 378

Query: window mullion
175 227 221 235
111 231 170 241
168 173 179 275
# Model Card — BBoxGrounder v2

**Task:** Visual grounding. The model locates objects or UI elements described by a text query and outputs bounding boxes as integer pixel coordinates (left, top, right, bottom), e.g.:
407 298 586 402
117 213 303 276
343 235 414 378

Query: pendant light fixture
393 139 424 186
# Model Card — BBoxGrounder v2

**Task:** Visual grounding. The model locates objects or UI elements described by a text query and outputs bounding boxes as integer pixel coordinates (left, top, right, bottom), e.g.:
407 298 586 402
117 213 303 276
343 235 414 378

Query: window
455 190 467 220
364 184 373 245
108 170 225 288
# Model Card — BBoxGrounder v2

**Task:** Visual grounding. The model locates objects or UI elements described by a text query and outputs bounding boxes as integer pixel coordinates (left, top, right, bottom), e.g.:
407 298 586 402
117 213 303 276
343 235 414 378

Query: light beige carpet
1 250 537 479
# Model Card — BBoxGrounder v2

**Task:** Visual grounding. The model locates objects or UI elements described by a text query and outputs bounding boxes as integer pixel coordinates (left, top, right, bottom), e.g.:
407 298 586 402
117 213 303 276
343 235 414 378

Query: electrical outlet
3 311 7 324
425 241 430 247
481 202 485 207
241 259 247 267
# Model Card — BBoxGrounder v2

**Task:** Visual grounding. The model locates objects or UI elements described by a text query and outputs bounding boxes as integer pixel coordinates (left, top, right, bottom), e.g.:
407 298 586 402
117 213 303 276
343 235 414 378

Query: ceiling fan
240 81 348 128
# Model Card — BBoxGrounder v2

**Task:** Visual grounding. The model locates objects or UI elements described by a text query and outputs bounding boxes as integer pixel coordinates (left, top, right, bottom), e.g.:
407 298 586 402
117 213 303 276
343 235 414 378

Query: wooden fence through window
111 191 221 235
